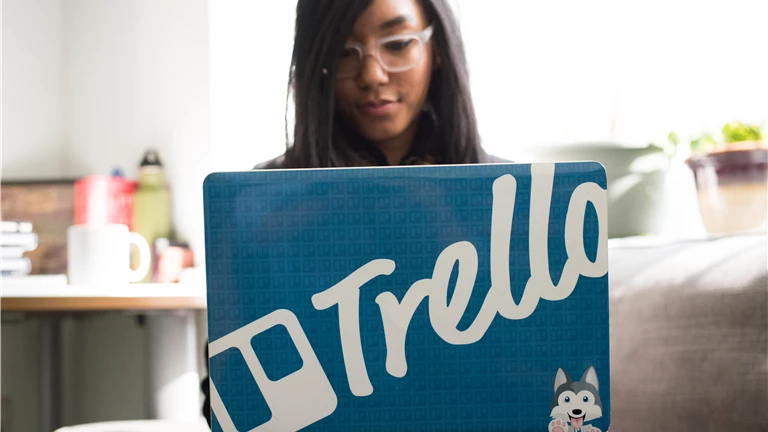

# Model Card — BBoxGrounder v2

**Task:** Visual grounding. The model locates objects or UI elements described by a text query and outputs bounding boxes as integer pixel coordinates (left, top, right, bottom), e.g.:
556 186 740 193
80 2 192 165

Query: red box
74 175 138 229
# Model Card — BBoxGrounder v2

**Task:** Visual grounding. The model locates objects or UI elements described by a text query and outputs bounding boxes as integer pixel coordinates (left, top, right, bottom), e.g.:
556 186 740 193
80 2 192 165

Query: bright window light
208 0 768 168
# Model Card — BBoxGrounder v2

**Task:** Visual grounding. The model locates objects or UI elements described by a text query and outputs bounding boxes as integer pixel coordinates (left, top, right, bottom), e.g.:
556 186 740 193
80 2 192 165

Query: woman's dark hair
281 0 487 168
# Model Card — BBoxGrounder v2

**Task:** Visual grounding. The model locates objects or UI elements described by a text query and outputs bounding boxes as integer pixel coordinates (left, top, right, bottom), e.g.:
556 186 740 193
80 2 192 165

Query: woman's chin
359 128 406 144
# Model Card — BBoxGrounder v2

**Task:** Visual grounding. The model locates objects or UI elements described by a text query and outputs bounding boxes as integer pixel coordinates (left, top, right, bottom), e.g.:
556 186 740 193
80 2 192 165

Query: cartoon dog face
550 366 603 429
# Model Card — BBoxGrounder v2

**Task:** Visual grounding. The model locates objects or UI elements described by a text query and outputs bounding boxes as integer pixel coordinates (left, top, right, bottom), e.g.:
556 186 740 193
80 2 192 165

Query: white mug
67 224 151 285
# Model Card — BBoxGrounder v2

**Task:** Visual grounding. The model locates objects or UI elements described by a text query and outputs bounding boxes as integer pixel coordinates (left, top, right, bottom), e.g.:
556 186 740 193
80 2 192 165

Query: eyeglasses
337 25 434 79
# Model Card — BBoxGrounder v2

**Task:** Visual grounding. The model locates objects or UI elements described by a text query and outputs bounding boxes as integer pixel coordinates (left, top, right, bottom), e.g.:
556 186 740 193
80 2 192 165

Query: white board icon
209 309 338 431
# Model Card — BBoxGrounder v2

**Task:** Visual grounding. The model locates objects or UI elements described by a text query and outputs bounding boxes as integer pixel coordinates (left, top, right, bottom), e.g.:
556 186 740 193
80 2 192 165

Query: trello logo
209 309 337 431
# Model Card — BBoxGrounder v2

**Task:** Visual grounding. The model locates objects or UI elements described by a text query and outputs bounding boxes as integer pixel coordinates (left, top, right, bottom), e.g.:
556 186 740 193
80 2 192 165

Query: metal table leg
145 311 200 421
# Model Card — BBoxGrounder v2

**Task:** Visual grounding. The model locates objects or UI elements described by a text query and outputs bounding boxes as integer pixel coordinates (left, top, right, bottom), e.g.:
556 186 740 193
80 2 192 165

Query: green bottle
132 149 172 283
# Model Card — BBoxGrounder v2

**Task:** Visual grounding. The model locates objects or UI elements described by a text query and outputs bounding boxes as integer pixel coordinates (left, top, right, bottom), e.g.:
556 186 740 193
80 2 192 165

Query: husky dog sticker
549 366 603 432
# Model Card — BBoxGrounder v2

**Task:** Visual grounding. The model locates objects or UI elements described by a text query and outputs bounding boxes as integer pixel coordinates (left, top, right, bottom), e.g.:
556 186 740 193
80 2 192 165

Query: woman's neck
374 119 419 165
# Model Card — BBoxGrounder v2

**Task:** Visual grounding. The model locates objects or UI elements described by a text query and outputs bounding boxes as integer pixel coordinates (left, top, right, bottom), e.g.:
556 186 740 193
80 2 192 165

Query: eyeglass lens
338 35 424 78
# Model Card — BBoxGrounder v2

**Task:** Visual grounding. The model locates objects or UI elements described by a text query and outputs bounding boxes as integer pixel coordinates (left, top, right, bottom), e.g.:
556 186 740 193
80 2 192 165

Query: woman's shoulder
481 151 512 164
252 152 511 170
253 154 287 170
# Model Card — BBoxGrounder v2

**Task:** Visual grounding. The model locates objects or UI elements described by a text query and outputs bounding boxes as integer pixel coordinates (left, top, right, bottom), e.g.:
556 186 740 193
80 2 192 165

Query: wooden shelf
1 296 206 312
1 279 207 312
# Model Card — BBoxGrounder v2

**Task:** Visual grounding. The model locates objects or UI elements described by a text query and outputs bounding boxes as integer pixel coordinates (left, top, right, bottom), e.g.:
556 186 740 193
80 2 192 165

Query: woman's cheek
334 85 357 122
403 60 433 108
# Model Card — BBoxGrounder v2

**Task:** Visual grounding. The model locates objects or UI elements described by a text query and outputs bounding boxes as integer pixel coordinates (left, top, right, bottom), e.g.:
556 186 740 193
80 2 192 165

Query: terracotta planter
686 141 767 235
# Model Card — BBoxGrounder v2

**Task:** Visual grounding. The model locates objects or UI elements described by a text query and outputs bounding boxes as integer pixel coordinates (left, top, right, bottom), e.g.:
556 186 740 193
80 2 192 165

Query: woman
266 0 493 169
202 0 498 425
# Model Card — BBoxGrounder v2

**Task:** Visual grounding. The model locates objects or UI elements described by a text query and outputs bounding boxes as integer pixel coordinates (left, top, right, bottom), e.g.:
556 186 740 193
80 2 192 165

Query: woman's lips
358 99 397 117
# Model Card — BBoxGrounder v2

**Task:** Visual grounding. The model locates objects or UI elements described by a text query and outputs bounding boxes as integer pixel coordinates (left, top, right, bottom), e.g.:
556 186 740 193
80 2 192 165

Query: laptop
203 162 610 432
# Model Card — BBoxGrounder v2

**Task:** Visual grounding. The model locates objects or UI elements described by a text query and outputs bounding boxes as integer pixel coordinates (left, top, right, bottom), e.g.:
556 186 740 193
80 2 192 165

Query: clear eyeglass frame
336 25 434 79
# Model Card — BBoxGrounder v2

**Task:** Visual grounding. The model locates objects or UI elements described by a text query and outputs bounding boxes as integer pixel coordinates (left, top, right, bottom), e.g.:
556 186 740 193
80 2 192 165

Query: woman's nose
357 54 389 88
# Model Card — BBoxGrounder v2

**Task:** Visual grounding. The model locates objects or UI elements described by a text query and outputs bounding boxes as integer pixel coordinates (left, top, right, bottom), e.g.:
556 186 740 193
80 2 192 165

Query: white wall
2 1 65 429
1 0 210 430
207 0 296 172
456 0 768 158
205 0 767 167
64 0 212 418
1 0 65 179
2 0 210 257
63 0 211 261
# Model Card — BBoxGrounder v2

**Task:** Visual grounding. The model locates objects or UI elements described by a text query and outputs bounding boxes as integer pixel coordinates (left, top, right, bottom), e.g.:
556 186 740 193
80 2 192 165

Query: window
208 0 768 169
208 1 298 171
455 0 768 158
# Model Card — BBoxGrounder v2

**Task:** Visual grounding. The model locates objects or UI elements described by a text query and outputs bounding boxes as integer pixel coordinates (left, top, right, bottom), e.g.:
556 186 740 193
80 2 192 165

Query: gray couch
608 232 767 430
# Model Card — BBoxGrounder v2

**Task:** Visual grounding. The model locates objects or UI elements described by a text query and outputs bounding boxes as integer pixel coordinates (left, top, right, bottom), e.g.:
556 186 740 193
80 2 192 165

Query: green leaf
667 131 680 145
690 132 718 153
722 120 763 143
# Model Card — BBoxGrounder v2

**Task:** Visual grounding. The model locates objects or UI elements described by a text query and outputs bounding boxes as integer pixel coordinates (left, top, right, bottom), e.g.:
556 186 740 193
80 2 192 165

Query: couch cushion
609 232 767 430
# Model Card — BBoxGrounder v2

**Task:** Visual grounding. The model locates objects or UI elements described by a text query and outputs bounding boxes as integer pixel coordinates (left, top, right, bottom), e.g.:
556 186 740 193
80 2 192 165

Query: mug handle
127 232 151 283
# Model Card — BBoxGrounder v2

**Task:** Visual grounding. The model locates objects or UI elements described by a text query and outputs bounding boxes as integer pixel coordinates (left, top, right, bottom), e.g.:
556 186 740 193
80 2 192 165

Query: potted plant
684 120 767 235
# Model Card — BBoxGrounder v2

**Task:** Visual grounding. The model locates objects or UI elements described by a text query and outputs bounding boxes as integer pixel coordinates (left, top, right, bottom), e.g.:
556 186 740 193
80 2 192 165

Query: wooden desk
1 279 207 430
1 282 207 312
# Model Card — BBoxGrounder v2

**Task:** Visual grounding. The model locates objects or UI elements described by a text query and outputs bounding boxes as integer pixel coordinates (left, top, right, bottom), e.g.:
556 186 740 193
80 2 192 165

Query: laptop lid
203 162 610 432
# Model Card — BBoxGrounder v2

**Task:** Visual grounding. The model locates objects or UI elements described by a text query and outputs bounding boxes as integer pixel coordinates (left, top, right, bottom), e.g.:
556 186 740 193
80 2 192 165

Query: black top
254 111 506 170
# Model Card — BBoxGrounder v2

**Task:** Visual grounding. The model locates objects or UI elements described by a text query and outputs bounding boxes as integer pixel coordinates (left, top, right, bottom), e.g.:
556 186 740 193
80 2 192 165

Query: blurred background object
685 121 767 235
132 150 173 283
153 238 194 284
1 180 75 275
53 419 211 432
74 172 137 229
1 220 37 277
524 141 673 238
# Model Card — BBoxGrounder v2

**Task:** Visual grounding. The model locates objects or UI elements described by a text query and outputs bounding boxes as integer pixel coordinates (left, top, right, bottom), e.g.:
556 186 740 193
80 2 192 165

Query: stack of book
1 220 38 277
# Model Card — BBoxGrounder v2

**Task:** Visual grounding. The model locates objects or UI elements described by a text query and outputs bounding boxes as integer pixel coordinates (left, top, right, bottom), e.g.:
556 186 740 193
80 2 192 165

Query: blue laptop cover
203 162 610 432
